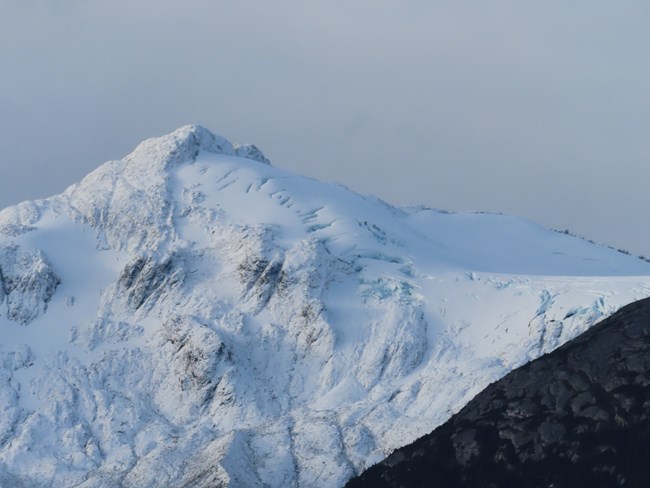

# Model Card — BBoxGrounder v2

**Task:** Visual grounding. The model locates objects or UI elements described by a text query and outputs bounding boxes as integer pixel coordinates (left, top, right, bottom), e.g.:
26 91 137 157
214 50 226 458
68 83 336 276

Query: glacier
0 125 649 487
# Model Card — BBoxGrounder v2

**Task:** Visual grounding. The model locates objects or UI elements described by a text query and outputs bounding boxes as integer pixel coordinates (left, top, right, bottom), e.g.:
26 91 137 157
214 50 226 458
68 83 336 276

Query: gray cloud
1 0 649 256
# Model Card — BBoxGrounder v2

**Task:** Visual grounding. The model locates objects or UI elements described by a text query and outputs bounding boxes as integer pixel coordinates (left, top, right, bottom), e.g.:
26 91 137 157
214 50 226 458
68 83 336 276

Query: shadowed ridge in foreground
347 297 650 488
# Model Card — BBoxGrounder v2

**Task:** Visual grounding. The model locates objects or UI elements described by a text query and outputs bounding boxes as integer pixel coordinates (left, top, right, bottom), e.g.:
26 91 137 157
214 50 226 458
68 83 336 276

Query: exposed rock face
346 297 650 488
115 253 186 313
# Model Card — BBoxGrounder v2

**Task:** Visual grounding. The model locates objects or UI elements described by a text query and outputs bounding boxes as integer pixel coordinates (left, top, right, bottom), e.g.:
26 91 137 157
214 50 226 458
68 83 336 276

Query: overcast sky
1 0 649 257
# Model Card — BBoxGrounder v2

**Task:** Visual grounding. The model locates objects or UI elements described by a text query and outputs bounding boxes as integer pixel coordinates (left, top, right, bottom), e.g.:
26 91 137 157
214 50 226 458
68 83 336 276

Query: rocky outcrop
152 316 233 422
233 143 271 165
0 245 60 325
0 200 42 237
346 297 650 488
115 253 186 313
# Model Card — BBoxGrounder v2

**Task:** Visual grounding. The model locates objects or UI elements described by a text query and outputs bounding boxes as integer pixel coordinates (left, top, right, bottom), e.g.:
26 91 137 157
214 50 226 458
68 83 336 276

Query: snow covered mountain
0 125 649 487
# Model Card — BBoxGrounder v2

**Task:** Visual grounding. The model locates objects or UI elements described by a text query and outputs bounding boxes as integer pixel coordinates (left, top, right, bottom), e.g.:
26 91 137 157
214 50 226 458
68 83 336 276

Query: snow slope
0 125 649 487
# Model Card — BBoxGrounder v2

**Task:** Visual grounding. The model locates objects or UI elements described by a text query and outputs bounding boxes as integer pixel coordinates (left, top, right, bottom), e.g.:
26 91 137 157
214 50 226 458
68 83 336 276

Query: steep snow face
0 125 649 487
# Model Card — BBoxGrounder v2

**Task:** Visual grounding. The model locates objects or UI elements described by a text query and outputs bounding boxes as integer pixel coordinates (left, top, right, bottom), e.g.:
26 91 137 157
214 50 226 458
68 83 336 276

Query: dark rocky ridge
346 297 650 488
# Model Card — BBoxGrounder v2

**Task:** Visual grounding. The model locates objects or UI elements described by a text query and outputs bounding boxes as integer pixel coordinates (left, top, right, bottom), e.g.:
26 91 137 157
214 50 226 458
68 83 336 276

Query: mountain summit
0 126 649 487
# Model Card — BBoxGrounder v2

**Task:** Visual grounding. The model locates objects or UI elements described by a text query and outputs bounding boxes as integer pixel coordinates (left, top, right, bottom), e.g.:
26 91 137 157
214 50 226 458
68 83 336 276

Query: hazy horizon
1 0 649 257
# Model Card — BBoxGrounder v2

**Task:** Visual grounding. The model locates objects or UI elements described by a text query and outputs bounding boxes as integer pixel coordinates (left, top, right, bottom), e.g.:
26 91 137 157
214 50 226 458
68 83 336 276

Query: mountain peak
125 125 270 174
57 125 272 251
126 125 232 171
168 124 234 153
